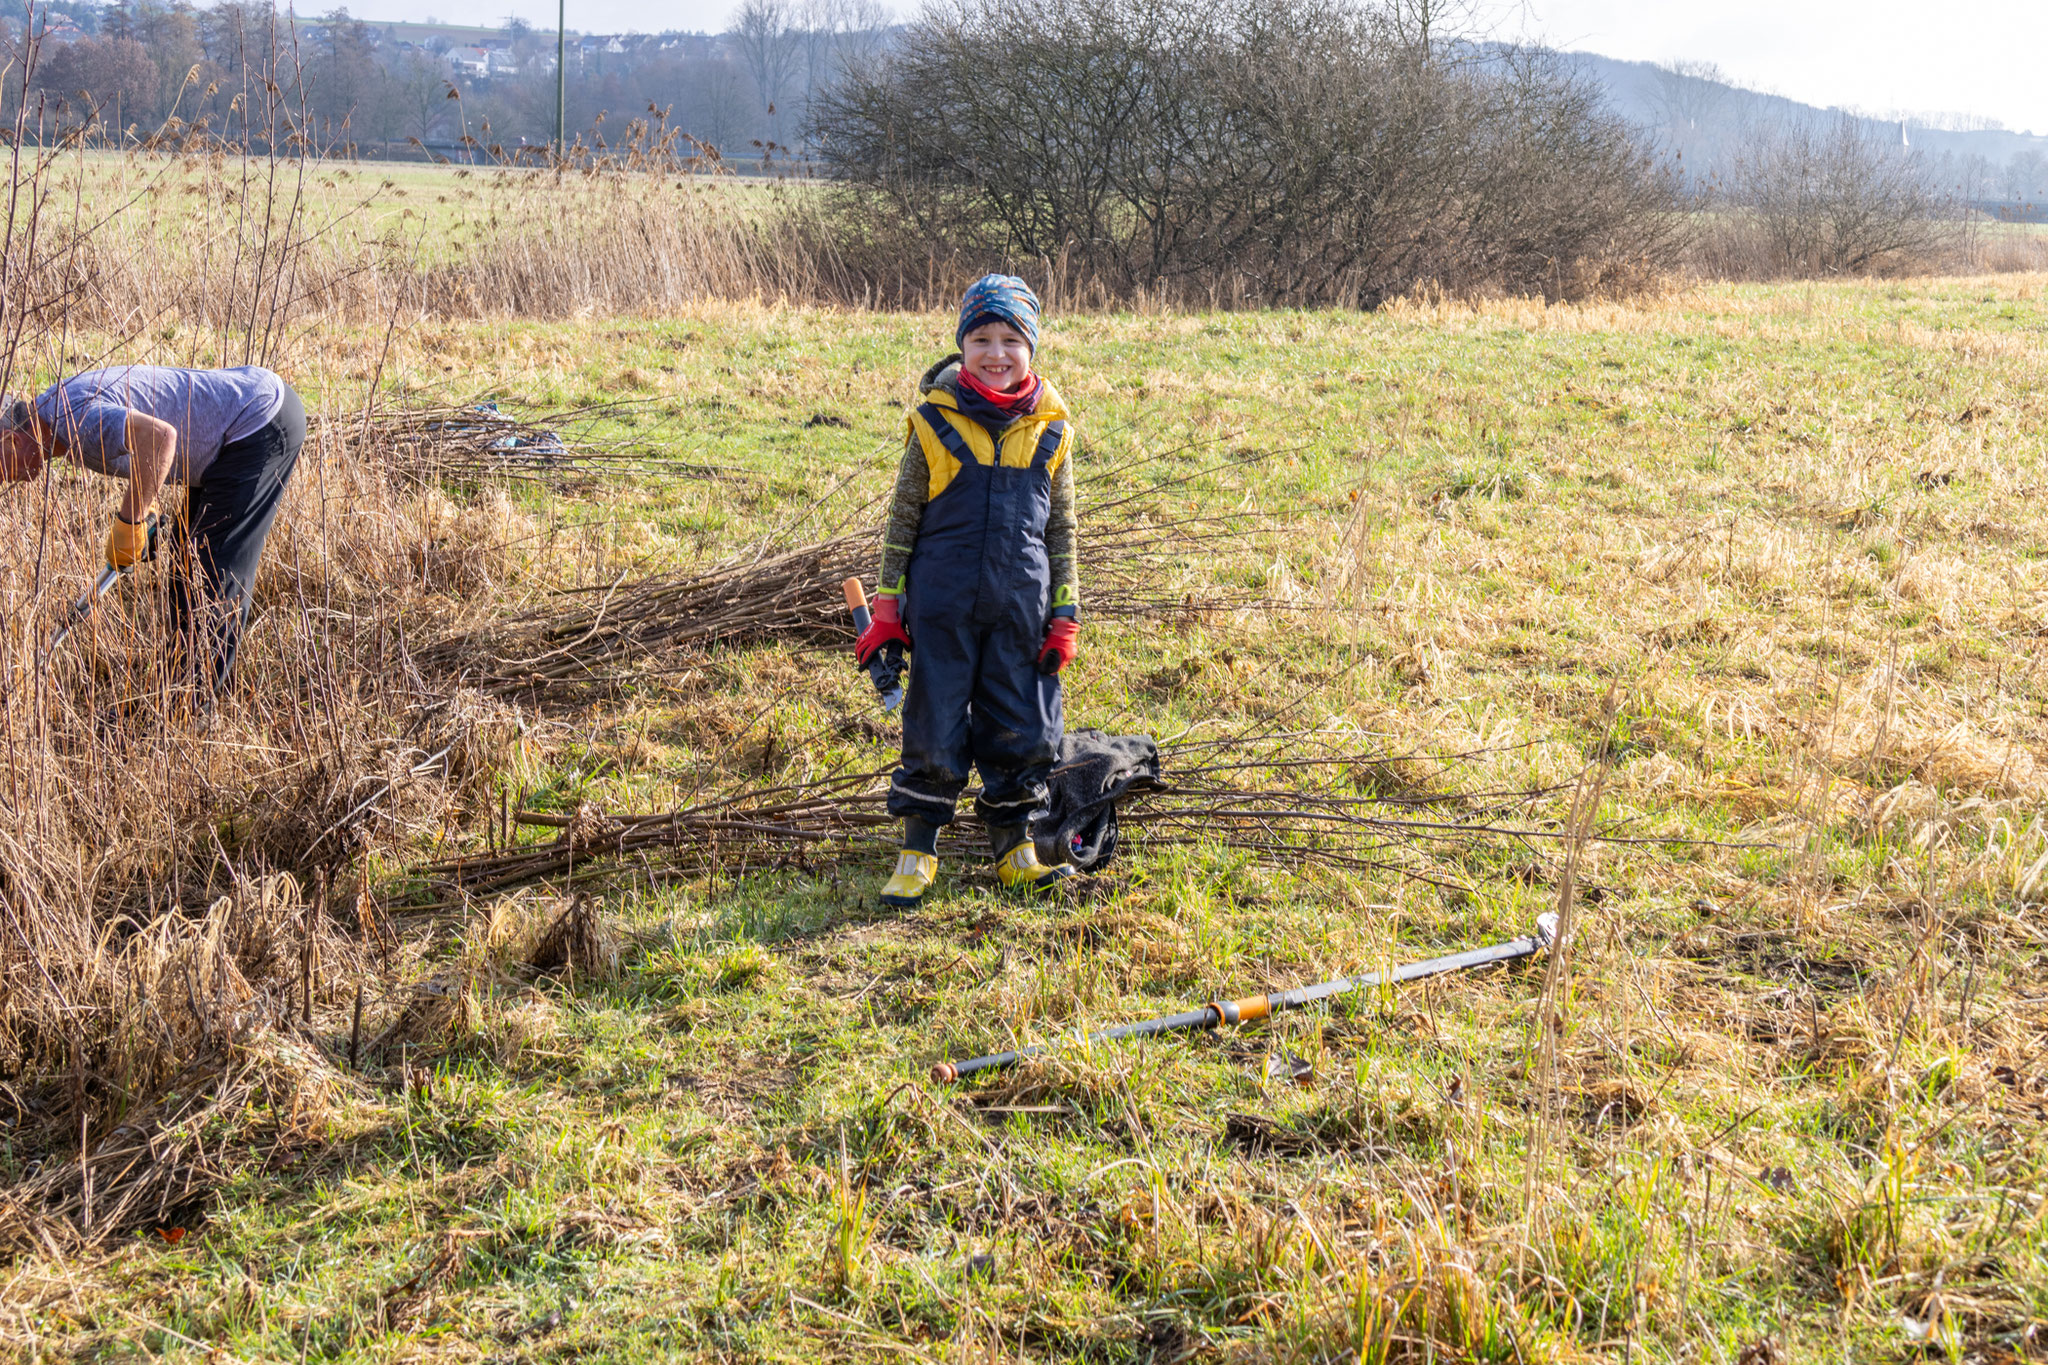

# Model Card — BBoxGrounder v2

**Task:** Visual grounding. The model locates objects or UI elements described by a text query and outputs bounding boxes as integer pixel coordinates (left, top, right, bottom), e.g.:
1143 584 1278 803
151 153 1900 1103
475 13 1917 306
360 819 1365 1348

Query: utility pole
555 0 566 161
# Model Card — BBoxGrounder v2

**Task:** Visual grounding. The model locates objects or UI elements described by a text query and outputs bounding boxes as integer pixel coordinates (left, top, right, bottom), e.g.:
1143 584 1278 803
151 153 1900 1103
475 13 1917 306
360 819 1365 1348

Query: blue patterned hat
956 274 1041 352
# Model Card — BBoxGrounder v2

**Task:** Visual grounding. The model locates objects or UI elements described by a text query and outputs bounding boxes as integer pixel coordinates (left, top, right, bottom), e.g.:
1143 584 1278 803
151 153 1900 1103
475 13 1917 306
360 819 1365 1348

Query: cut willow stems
416 444 1287 693
410 748 1568 895
931 913 1561 1083
328 396 737 488
422 518 1284 694
409 726 1754 898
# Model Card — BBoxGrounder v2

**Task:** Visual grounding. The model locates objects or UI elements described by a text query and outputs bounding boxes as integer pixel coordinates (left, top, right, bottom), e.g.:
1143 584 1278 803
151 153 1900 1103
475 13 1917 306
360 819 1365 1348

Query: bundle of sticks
416 533 882 692
422 508 1282 694
410 732 1569 901
329 398 731 487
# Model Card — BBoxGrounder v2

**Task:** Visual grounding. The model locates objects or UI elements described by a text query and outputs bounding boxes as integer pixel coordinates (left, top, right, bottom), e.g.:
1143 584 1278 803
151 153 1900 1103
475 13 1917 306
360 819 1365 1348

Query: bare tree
832 0 892 67
393 51 453 145
730 0 801 142
2003 149 2047 204
34 35 158 129
685 55 749 155
1376 0 1488 60
787 0 891 145
1727 115 1956 274
1645 59 1730 139
306 8 384 143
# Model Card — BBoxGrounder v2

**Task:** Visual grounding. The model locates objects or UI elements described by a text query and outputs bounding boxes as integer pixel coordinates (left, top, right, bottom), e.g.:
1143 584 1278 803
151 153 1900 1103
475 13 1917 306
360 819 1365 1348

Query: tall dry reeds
0 386 532 1239
25 152 927 330
0 67 546 1245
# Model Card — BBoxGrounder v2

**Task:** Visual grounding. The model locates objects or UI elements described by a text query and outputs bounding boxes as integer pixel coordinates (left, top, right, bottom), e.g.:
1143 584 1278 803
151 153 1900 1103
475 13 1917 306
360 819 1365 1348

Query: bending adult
0 364 307 693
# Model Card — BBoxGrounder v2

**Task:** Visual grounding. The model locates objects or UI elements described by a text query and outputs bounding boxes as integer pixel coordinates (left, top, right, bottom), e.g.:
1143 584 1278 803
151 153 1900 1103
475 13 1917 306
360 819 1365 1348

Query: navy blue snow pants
886 403 1066 828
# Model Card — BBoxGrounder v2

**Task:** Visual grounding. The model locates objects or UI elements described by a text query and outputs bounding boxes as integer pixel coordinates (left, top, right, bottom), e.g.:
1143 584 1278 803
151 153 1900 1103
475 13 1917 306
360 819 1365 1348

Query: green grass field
13 275 2048 1363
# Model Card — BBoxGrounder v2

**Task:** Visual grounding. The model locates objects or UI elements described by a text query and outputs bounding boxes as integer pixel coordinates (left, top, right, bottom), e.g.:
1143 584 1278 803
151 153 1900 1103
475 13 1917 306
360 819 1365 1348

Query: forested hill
1556 47 2048 200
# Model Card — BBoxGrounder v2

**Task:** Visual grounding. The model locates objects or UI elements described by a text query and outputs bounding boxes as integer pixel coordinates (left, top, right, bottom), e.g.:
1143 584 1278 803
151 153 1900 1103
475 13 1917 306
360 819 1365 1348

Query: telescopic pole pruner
932 912 1560 1083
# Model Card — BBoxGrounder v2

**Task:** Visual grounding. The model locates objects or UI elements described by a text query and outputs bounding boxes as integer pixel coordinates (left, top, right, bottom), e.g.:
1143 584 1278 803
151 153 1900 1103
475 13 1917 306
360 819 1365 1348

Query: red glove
855 592 911 666
1037 616 1079 675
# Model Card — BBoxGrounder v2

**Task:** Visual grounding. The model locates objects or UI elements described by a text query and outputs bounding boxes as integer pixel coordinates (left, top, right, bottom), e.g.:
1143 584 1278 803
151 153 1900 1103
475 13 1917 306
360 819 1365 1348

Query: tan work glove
105 510 158 571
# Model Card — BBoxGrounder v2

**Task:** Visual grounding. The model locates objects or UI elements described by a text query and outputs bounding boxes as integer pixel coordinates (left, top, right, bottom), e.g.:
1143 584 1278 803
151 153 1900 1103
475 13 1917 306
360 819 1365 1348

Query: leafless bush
1703 115 1960 278
808 0 1684 307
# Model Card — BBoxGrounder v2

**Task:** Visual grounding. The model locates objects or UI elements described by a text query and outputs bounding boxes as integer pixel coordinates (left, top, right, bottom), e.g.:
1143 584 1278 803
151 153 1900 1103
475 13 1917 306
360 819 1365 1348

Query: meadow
1 152 2046 1361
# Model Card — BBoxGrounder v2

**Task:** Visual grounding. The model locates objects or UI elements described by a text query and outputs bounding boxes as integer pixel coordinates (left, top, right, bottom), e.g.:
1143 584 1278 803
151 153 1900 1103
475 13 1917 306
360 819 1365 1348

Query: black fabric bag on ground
1031 728 1164 871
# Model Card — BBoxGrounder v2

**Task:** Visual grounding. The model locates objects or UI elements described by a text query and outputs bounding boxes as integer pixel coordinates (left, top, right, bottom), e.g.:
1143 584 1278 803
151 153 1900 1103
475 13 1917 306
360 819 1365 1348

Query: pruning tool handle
843 577 906 712
43 566 125 661
83 565 121 606
842 576 874 634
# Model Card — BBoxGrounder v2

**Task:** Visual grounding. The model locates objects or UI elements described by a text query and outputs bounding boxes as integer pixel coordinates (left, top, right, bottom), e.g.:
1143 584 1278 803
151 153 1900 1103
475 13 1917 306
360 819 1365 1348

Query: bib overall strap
916 403 980 468
1030 421 1065 470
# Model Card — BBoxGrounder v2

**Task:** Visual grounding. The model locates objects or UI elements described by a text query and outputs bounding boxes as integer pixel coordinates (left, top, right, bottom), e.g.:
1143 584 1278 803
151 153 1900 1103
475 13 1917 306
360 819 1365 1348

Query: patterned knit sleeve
1045 441 1079 614
877 427 929 595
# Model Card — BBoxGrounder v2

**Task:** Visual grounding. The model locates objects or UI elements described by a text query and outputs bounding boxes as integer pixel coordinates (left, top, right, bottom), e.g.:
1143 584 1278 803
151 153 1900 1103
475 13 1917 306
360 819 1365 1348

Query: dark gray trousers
168 385 306 694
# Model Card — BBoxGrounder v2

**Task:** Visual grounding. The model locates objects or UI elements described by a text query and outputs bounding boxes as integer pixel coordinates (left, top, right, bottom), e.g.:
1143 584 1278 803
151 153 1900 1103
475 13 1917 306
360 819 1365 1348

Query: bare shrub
1704 115 1959 278
808 0 1684 307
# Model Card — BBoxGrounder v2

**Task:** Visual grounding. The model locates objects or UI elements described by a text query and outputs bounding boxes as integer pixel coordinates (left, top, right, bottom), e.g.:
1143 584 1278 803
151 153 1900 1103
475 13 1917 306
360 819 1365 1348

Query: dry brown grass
0 384 541 1230
0 132 550 1241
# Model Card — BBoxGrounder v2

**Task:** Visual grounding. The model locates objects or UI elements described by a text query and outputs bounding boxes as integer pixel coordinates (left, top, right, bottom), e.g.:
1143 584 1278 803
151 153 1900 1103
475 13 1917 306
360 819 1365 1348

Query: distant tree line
0 0 887 160
1638 59 2036 275
1 0 2031 290
1640 59 2048 205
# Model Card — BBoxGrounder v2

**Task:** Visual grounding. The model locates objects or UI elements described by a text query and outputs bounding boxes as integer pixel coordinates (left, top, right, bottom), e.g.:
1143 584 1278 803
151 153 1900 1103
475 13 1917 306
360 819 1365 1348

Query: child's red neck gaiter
957 370 1040 415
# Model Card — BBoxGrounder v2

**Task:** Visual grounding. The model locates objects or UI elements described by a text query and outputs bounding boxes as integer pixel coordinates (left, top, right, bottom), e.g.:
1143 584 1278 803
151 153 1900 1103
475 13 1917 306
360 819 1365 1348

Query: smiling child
853 274 1081 906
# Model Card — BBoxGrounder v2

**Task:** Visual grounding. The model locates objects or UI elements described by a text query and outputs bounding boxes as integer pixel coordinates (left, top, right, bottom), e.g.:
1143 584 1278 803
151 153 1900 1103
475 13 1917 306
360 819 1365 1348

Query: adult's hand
106 509 158 570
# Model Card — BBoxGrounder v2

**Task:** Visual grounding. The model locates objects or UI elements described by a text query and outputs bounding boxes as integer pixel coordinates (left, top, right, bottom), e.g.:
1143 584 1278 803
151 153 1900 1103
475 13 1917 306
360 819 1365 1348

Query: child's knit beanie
956 274 1041 352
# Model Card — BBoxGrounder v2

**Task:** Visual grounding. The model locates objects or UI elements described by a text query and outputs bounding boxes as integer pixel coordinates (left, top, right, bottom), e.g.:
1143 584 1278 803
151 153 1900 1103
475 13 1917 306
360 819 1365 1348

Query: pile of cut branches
418 533 881 693
421 502 1285 696
409 728 1589 900
330 397 733 487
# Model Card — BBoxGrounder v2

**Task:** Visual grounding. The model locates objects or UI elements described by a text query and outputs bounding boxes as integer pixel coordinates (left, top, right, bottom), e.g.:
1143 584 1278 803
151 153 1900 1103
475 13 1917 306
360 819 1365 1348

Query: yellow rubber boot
879 850 938 908
995 841 1075 895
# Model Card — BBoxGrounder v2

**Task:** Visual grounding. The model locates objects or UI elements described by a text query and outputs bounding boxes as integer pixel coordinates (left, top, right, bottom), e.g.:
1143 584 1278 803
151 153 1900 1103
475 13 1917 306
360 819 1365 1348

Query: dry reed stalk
527 892 621 982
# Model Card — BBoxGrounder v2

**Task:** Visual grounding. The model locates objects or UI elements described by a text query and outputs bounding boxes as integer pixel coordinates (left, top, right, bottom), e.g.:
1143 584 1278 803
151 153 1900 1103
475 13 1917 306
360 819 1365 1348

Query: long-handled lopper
932 912 1560 1082
41 565 123 662
842 577 906 713
40 515 158 667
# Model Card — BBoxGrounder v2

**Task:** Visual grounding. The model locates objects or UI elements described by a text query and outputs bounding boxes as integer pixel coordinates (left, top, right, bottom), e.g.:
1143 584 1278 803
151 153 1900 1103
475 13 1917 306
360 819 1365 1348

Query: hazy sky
1508 0 2048 136
353 0 2048 138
